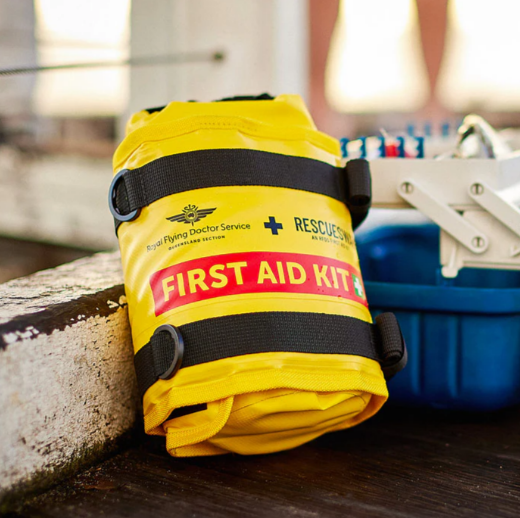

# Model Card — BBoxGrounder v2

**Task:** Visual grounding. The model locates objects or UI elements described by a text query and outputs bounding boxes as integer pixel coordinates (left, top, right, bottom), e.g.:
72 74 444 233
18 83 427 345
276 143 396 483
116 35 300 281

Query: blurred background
1 0 520 282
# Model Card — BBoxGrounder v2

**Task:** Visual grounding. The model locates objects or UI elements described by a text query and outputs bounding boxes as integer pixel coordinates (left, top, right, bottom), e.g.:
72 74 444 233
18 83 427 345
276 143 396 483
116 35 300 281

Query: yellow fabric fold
145 352 387 456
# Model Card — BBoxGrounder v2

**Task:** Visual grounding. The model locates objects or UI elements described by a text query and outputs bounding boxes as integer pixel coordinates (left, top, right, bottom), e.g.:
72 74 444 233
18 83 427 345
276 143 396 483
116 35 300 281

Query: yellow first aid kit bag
109 93 407 457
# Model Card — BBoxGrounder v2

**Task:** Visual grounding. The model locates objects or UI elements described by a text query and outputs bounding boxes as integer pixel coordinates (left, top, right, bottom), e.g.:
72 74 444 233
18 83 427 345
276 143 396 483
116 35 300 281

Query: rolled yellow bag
109 94 406 457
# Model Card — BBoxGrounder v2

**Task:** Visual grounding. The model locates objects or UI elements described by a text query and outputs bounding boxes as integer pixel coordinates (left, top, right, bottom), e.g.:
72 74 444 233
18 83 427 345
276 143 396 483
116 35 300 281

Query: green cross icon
352 274 364 298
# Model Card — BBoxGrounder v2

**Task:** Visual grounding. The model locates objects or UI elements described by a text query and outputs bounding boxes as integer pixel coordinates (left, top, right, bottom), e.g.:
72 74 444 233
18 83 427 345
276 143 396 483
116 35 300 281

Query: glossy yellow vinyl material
114 94 388 457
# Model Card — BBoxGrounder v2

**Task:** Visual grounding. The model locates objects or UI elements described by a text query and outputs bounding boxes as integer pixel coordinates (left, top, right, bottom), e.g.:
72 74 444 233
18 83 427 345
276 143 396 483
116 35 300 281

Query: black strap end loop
375 312 407 380
345 158 372 231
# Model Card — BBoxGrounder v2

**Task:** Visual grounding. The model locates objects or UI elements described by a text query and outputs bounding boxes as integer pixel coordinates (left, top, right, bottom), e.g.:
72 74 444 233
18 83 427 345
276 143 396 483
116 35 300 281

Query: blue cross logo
264 216 283 235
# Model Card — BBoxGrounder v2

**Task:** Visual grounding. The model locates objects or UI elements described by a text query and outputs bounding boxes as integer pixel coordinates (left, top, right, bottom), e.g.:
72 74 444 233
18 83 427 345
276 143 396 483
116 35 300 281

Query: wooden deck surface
13 404 520 518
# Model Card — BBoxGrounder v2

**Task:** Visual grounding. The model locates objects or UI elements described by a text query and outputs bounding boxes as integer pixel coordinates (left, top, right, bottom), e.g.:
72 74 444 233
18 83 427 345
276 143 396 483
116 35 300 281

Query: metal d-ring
155 324 184 380
108 169 141 222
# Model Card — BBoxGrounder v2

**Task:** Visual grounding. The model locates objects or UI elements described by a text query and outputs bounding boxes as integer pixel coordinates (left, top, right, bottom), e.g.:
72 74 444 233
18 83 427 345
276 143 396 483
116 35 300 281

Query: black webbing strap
110 150 371 232
133 311 406 398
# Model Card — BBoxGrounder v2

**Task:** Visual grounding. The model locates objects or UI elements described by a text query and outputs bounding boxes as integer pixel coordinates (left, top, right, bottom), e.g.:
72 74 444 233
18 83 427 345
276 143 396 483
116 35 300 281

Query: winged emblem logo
166 204 216 226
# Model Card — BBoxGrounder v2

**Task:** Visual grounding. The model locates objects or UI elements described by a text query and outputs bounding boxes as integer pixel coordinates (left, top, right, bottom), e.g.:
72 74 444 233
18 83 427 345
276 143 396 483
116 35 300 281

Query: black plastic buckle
155 324 184 380
108 169 141 223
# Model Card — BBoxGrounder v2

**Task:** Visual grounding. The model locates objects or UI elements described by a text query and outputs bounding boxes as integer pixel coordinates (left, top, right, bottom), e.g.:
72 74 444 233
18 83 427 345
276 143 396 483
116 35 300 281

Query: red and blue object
341 135 424 159
356 224 520 411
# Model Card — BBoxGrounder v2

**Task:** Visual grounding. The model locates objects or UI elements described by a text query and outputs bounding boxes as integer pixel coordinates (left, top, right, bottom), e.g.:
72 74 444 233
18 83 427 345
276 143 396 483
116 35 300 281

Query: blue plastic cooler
356 224 520 411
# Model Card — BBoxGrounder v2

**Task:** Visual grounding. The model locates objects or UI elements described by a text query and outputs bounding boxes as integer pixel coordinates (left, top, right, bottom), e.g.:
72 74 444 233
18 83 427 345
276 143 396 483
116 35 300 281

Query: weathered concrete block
0 252 137 508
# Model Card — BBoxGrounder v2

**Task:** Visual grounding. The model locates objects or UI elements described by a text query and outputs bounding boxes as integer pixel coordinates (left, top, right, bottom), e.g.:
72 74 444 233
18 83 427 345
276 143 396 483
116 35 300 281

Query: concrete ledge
0 252 137 509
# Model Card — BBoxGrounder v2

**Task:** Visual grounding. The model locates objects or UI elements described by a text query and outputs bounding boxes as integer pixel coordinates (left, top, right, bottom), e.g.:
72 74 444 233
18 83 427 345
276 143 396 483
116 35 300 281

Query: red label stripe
149 251 367 316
